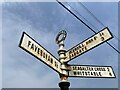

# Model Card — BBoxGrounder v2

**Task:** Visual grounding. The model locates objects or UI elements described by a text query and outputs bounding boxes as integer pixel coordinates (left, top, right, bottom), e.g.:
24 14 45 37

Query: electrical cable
56 0 120 54
64 2 99 31
65 1 120 52
78 1 120 43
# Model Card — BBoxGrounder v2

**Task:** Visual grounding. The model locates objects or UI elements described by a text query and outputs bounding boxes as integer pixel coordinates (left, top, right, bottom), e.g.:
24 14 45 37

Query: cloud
2 3 61 88
3 64 60 88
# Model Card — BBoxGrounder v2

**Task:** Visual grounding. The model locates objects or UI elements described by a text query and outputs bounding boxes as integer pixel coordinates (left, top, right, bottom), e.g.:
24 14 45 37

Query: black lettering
99 32 104 36
75 66 77 70
86 67 89 71
56 63 58 68
77 47 79 50
102 32 104 35
94 36 97 40
91 39 93 42
34 45 38 52
86 41 89 45
43 52 45 58
80 67 82 70
37 48 40 54
85 72 88 76
107 68 110 71
93 72 97 76
96 72 99 76
89 40 91 43
99 72 102 76
81 44 84 47
73 67 75 70
84 46 87 51
55 61 56 66
93 72 99 76
28 41 31 47
79 45 82 48
78 67 80 70
88 71 90 75
91 72 93 76
73 49 75 53
69 54 71 59
82 67 84 71
95 67 103 71
71 54 74 58
75 47 77 51
72 67 74 70
48 56 50 61
55 61 58 68
79 49 82 53
45 54 48 60
94 67 98 71
31 43 34 50
79 72 82 75
109 73 112 76
82 71 84 75
94 68 97 71
74 71 76 75
40 50 43 56
91 67 94 71
99 33 102 36
74 52 76 56
77 51 79 54
101 37 104 41
82 48 84 51
51 58 53 64
69 51 72 54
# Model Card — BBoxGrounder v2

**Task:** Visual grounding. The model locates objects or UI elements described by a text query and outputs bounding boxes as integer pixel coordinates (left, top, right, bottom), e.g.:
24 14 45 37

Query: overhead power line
64 1 120 44
56 0 96 34
56 0 120 54
65 1 119 52
78 2 105 27
64 2 99 32
78 2 120 43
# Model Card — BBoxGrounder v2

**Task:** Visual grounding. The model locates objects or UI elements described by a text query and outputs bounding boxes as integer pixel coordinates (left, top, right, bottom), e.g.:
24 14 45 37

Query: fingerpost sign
19 27 115 90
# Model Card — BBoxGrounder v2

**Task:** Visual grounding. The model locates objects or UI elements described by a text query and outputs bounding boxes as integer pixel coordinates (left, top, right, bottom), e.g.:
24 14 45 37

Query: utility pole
56 30 70 90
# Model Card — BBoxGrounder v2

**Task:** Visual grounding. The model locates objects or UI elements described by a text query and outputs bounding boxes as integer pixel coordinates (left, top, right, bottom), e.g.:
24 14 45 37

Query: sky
1 1 119 88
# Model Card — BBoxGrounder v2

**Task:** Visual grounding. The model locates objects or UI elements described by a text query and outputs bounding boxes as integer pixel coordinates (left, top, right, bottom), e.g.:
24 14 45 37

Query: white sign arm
65 27 113 62
67 65 116 78
19 32 63 74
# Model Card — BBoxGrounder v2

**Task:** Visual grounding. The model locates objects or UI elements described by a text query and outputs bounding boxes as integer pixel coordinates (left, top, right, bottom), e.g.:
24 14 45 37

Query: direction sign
19 32 64 74
67 65 115 78
65 27 113 62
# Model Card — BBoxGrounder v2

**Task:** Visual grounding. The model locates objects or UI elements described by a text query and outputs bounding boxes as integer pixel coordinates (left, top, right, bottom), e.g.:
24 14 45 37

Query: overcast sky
2 1 118 88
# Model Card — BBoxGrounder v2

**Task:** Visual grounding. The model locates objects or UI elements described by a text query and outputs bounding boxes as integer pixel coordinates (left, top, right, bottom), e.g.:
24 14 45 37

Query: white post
56 30 70 90
57 40 68 81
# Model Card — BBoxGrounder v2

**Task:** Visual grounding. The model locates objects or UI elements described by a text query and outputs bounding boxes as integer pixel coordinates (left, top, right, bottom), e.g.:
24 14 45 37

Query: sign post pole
19 27 115 89
59 82 70 90
56 30 70 90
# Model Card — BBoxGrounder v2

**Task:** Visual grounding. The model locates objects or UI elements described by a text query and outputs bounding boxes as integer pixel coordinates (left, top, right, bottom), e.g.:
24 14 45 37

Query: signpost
65 27 113 62
19 27 115 90
19 32 64 75
67 65 115 78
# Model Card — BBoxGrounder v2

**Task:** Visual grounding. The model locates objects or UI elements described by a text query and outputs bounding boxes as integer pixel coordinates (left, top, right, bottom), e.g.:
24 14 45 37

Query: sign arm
66 64 116 78
19 32 64 75
65 27 113 62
